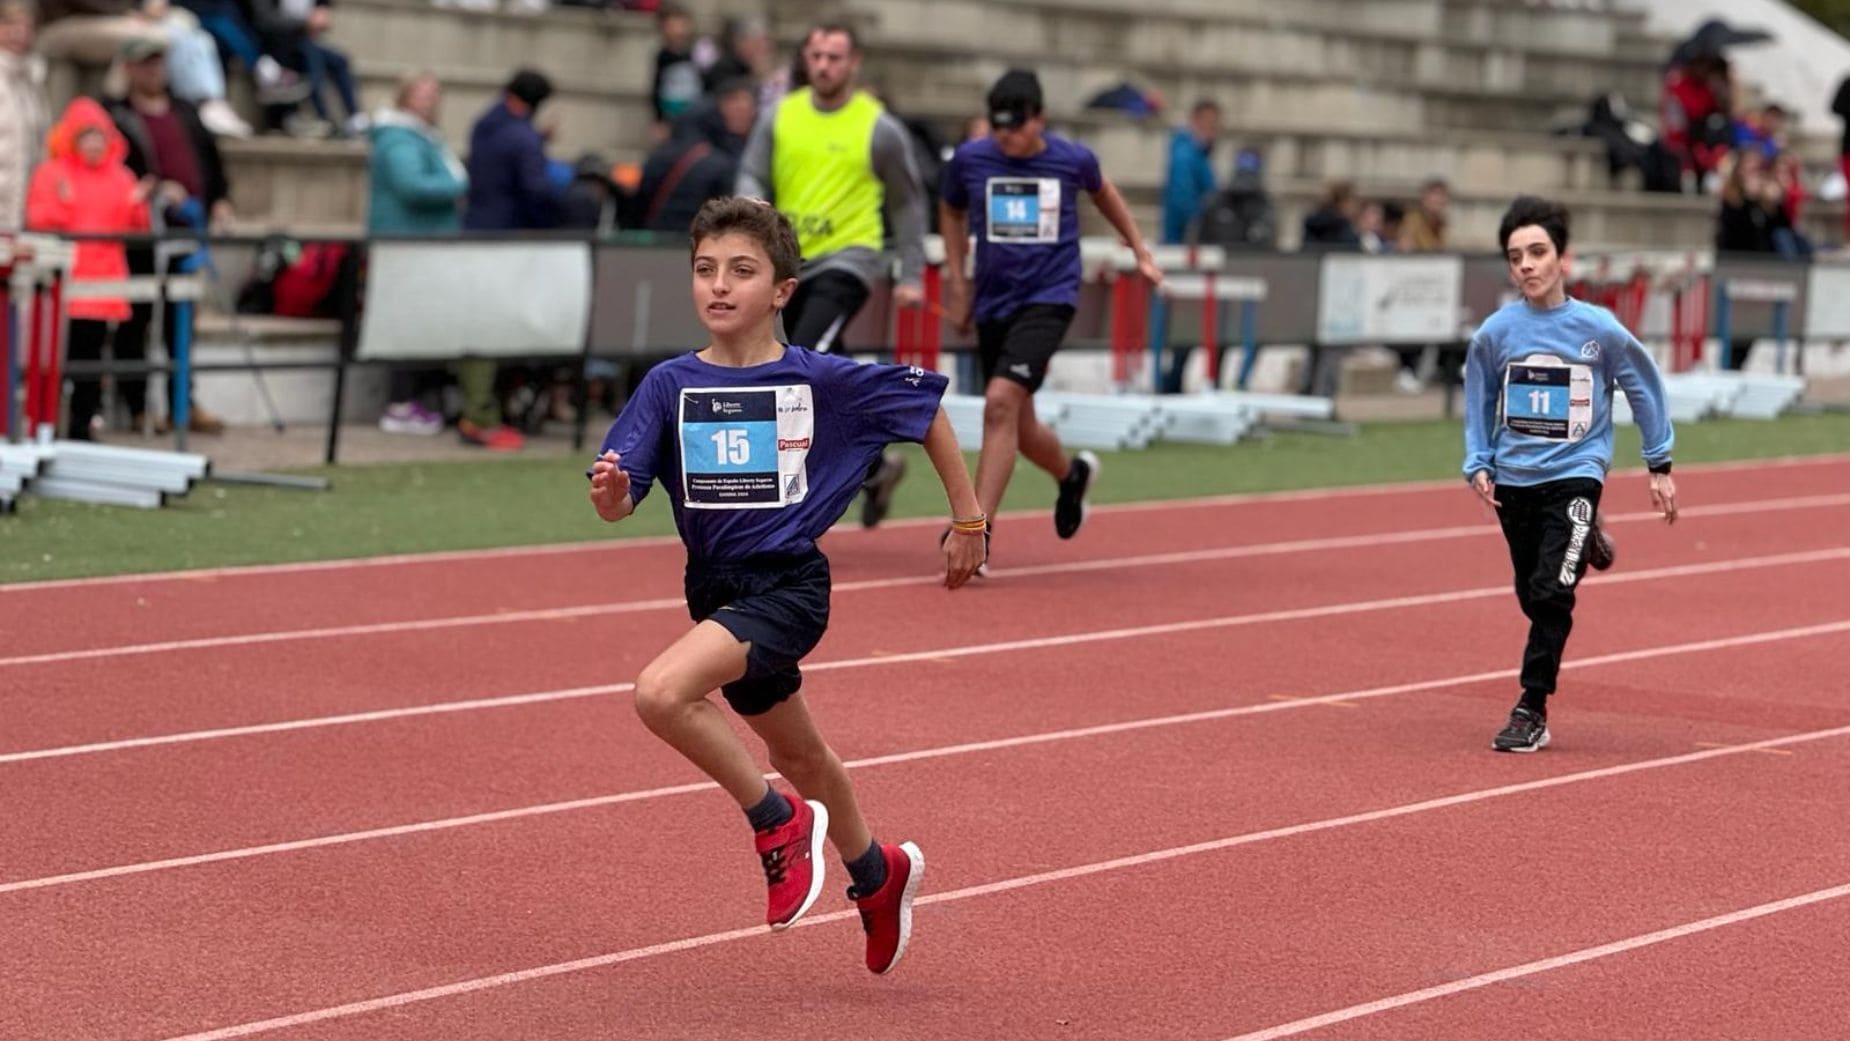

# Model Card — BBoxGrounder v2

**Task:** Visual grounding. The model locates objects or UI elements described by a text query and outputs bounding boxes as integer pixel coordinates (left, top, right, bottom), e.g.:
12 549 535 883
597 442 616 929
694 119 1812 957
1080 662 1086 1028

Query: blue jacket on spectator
463 101 559 231
1161 126 1216 244
367 109 468 235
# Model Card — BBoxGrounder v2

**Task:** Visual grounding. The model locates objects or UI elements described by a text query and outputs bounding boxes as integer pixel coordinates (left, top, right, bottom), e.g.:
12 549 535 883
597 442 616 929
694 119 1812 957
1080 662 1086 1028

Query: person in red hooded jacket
26 96 153 440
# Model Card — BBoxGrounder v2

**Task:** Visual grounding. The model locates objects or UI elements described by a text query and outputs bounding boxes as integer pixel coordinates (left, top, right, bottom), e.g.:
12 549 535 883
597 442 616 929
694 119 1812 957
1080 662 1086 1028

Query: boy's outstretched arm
921 409 987 588
1089 175 1164 285
588 450 636 523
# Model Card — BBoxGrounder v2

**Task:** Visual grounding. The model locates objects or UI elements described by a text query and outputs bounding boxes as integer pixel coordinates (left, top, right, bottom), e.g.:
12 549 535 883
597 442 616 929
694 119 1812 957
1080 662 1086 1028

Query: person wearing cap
104 30 231 434
939 68 1163 556
736 21 927 529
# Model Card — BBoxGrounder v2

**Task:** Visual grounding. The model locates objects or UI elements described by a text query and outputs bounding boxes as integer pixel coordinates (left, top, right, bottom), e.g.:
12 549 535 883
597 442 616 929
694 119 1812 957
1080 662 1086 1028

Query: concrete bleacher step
221 137 368 232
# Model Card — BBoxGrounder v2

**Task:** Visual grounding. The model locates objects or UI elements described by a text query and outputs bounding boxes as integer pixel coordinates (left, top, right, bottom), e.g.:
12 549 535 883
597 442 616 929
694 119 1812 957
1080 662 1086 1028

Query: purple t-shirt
599 347 948 561
941 133 1103 322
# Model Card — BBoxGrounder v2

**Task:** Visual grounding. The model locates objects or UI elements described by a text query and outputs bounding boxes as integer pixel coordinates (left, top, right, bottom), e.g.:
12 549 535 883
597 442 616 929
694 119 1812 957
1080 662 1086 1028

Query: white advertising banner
357 241 592 360
1315 255 1464 345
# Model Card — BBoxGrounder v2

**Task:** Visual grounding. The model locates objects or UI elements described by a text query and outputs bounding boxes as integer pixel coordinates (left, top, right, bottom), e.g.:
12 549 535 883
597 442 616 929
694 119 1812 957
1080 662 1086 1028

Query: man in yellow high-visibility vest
738 21 926 528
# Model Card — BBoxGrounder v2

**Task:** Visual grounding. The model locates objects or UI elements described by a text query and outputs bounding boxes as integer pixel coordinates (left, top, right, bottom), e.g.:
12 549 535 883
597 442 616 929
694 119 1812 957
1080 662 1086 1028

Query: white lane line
1219 882 1850 1041
8 493 1848 670
5 547 1847 765
10 451 1847 593
150 721 1850 1041
8 616 1848 896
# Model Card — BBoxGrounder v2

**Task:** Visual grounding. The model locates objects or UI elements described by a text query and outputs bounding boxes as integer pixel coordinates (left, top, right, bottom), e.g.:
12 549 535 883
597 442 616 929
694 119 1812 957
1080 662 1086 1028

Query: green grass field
4 413 1846 584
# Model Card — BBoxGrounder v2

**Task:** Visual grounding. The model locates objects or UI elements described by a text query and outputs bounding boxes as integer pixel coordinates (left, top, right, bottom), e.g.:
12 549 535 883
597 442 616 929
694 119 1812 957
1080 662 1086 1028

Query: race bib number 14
1503 354 1594 442
986 177 1061 243
678 384 814 509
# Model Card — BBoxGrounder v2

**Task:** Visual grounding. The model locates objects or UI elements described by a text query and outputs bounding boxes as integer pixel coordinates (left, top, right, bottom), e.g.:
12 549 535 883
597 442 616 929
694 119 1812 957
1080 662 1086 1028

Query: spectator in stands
137 0 250 136
368 70 466 436
465 68 559 232
35 0 161 67
245 0 361 137
1357 199 1394 254
636 77 753 233
649 2 700 140
104 33 228 433
26 96 150 438
1301 179 1360 248
1194 147 1274 253
1833 74 1850 243
171 0 307 107
1716 148 1805 259
701 14 768 95
0 0 49 233
1398 177 1449 251
1733 101 1786 161
1161 97 1218 244
457 68 562 451
1661 51 1734 190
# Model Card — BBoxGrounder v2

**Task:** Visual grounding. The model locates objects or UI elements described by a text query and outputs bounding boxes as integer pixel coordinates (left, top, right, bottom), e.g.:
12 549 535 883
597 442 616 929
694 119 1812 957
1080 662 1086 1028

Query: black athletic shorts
684 548 831 715
977 303 1075 393
783 270 870 354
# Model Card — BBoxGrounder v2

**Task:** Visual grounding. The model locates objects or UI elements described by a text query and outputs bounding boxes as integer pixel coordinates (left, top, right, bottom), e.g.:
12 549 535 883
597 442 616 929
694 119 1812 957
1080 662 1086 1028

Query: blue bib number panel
678 385 814 509
1503 355 1594 442
985 177 1061 243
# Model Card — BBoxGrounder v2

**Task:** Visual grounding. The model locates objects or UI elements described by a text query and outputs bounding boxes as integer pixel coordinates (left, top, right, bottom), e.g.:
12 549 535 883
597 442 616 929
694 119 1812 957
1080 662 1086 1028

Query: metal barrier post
1772 299 1790 374
1712 279 1732 370
1237 299 1259 390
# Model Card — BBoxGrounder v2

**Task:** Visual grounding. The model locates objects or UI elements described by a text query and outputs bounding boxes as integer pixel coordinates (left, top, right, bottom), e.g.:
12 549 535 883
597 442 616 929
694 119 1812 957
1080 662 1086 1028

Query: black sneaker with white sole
1492 706 1550 753
860 451 907 529
1054 451 1098 540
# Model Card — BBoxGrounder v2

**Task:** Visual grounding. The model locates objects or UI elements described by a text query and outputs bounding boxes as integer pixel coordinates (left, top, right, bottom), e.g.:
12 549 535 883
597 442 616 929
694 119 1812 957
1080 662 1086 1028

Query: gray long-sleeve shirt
737 97 927 292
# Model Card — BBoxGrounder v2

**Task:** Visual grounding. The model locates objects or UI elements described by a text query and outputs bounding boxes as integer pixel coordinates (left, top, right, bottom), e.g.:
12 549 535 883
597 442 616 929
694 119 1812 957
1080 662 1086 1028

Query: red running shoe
849 841 925 975
755 796 829 930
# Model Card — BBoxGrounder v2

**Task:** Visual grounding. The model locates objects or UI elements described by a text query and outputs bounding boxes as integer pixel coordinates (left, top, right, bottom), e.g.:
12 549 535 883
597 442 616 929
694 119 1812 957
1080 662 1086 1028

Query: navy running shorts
977 303 1076 393
684 548 832 715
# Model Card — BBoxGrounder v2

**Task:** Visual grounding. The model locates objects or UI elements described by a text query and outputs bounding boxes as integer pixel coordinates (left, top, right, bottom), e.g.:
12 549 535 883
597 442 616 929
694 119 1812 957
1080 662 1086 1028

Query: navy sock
846 840 888 896
1517 689 1548 717
745 785 794 832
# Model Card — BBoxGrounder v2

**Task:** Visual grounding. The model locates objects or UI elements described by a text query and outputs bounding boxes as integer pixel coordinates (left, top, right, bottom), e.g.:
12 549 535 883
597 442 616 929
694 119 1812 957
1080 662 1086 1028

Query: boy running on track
939 68 1164 552
1464 195 1679 753
737 21 927 529
589 198 987 974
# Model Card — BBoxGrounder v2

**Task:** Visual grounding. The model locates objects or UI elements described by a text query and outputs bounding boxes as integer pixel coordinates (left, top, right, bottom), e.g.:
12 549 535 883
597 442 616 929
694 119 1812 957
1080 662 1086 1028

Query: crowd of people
6 0 1848 445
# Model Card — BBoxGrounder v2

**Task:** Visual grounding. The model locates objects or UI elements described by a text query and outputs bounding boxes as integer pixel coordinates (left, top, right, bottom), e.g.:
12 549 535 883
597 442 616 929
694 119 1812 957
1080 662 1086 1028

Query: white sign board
1315 255 1464 345
358 241 592 360
1804 264 1850 338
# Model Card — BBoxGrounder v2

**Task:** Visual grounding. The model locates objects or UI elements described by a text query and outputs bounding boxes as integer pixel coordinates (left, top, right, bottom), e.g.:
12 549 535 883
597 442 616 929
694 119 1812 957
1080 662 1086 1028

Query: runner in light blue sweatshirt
1462 196 1680 754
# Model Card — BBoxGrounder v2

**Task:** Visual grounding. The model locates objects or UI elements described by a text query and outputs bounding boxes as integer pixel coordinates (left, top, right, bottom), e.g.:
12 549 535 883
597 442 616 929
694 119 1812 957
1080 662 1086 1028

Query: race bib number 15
678 384 814 509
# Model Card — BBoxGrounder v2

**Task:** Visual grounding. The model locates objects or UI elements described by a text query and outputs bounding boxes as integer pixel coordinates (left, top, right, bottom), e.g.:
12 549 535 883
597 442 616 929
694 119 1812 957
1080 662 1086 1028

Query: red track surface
3 457 1847 1041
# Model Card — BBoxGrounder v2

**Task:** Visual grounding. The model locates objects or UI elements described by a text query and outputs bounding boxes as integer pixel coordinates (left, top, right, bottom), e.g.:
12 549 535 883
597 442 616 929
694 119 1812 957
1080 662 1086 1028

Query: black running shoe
860 451 907 529
1588 517 1615 572
1054 451 1099 540
1492 706 1550 753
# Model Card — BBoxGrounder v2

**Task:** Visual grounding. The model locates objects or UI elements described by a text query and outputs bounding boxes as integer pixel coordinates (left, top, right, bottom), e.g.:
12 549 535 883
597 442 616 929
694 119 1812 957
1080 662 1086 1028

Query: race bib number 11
1503 354 1594 442
679 384 814 509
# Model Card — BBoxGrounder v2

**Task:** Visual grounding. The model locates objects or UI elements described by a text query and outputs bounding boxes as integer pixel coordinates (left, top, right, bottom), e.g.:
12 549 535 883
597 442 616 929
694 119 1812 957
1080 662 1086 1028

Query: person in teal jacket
365 71 513 444
367 71 465 235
